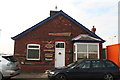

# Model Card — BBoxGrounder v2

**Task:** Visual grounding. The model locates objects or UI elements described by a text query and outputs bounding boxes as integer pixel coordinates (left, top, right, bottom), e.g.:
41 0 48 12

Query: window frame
105 60 118 68
74 43 99 61
26 44 40 60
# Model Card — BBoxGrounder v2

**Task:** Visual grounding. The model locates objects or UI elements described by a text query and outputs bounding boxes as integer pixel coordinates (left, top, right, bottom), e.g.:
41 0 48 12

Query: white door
55 42 65 68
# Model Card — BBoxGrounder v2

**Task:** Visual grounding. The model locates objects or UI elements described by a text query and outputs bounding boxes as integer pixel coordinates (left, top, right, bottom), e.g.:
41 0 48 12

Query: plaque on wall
43 49 54 52
15 53 26 57
45 58 53 61
25 62 35 65
45 53 53 61
45 43 54 49
45 53 53 57
48 32 71 36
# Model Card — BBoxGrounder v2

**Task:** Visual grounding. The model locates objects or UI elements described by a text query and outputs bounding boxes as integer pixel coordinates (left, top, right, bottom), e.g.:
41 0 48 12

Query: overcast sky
0 0 119 54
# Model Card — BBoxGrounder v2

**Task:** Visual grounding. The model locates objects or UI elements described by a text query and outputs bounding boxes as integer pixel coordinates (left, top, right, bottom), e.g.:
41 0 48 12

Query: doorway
55 41 65 68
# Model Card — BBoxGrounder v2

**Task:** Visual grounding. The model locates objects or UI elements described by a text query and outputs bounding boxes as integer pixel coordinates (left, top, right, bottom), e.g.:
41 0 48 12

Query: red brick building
12 10 105 72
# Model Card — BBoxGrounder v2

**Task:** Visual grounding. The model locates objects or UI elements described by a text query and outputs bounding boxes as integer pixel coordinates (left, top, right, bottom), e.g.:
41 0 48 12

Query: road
8 78 104 80
8 78 120 80
9 78 48 80
8 78 97 80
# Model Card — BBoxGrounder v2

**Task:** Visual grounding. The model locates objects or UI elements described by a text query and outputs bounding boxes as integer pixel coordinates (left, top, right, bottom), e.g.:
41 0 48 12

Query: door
90 60 106 78
55 42 65 68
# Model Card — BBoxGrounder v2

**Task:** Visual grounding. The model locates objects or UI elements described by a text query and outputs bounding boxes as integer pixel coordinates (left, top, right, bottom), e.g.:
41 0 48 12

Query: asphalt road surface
9 78 103 80
9 79 94 80
9 78 120 80
9 78 48 80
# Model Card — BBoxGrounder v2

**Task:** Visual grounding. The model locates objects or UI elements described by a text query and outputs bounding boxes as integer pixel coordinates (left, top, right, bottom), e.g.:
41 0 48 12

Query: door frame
55 41 65 68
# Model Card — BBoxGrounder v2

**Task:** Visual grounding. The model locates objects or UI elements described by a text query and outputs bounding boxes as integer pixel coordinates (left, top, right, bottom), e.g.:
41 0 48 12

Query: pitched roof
72 34 102 41
11 10 105 43
71 34 104 43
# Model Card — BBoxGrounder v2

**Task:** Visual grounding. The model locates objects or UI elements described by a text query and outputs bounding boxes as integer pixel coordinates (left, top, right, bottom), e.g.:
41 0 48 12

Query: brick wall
14 14 101 72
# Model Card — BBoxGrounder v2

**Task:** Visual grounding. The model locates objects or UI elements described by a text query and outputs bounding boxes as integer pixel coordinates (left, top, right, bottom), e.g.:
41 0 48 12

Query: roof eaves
72 40 104 43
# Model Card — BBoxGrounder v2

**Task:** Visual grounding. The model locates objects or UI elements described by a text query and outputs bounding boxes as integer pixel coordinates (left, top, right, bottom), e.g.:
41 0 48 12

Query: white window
74 43 99 61
27 44 40 60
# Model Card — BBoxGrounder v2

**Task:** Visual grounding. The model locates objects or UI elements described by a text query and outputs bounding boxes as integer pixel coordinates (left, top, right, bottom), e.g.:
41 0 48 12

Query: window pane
88 44 98 52
81 61 91 68
105 61 116 68
92 61 105 68
88 53 98 58
56 43 64 48
77 44 87 52
77 61 91 68
28 49 39 59
29 45 39 48
77 53 87 59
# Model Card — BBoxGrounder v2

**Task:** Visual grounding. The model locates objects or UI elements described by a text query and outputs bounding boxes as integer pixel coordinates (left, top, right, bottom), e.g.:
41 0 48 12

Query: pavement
12 73 48 79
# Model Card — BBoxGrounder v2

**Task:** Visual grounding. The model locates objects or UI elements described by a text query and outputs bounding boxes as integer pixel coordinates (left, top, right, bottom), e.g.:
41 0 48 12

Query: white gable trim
72 34 102 41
